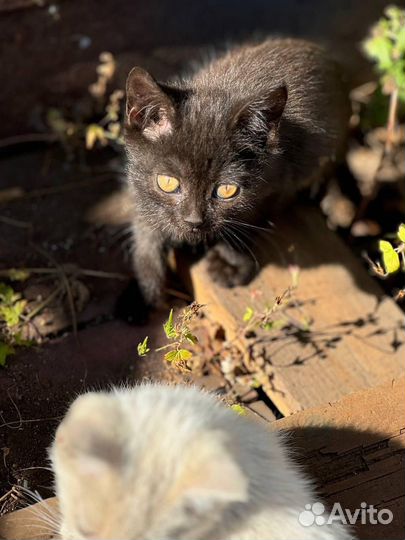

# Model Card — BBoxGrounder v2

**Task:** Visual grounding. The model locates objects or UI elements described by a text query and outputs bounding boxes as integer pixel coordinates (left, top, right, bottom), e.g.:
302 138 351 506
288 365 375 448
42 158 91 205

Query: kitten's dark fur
124 38 349 307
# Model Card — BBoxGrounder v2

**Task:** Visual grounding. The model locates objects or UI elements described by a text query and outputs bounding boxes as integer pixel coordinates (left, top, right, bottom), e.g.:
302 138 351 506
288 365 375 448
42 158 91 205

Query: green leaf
397 224 405 243
164 348 192 363
163 309 178 339
178 348 192 360
0 342 15 367
137 336 150 357
0 283 20 304
85 124 107 149
379 240 393 253
261 318 287 331
164 350 178 362
243 307 254 322
363 35 393 70
395 27 405 54
363 6 405 101
272 318 288 330
0 299 26 327
46 108 70 134
379 240 400 273
12 332 34 347
388 62 405 100
6 269 30 282
184 332 198 345
261 321 273 330
385 6 405 29
231 404 247 416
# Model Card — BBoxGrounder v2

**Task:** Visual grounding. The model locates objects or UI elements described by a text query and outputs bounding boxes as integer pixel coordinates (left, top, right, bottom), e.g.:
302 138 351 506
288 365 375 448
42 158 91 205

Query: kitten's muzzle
183 215 203 228
183 212 204 233
181 224 207 244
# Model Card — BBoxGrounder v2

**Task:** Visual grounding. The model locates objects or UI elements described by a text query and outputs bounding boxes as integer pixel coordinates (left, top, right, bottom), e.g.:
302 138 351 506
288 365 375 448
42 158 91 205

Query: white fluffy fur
50 384 353 540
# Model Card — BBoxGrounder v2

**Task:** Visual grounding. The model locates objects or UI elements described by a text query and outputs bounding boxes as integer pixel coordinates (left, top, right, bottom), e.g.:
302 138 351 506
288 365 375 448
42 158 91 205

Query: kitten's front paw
115 279 162 325
114 280 149 325
206 247 256 288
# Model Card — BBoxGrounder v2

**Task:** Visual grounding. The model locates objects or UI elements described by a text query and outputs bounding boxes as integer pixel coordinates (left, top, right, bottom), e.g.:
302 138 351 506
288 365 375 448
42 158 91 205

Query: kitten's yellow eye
157 174 180 193
216 183 239 199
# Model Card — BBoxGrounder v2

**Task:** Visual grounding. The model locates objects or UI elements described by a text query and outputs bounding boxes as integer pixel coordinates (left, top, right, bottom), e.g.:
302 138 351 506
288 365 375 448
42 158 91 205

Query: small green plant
363 5 405 150
241 270 307 334
376 223 405 274
363 6 405 101
368 223 405 300
0 282 35 366
0 341 15 367
0 283 27 328
137 303 202 366
47 52 124 153
4 269 31 282
360 7 405 300
137 336 150 357
135 275 309 410
230 403 247 416
242 289 293 333
84 89 124 150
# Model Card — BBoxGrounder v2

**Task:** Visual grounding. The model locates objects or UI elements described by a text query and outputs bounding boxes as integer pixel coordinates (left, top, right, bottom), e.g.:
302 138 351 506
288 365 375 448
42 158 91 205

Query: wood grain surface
191 207 405 415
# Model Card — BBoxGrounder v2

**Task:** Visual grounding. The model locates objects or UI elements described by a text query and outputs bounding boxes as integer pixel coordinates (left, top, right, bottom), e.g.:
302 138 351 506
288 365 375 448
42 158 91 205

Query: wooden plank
276 376 405 540
0 497 58 540
191 206 405 415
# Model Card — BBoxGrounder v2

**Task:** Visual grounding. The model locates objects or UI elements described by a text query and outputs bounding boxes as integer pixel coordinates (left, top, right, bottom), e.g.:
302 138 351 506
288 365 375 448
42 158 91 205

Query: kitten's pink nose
184 210 203 228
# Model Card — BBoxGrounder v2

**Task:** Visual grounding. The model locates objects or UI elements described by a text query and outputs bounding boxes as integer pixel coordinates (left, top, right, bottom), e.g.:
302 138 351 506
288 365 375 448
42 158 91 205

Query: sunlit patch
215 184 239 199
157 174 180 193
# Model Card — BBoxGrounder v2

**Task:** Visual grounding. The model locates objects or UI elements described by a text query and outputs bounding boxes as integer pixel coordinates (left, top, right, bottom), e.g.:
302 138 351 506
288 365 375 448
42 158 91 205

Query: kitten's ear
180 433 248 515
231 85 288 144
126 67 187 141
54 393 126 476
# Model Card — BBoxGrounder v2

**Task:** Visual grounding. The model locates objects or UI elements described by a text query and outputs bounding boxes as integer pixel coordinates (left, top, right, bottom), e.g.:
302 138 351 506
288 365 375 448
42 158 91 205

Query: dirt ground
0 146 190 511
0 0 391 138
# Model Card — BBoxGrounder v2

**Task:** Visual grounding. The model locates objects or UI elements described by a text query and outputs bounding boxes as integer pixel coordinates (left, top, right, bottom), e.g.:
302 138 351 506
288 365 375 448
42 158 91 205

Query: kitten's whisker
17 485 44 504
109 224 133 241
220 228 238 252
19 466 53 472
219 230 234 252
30 503 61 530
222 228 260 270
25 512 60 534
21 523 58 534
229 225 263 251
224 218 274 233
28 515 59 530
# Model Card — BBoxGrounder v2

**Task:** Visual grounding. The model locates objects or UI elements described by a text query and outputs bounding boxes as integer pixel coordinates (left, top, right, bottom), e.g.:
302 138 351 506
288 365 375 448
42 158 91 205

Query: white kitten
50 384 353 540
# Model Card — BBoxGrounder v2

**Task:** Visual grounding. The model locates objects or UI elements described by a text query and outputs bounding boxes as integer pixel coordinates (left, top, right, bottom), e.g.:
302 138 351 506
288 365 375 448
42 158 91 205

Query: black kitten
124 38 349 307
